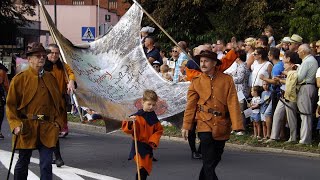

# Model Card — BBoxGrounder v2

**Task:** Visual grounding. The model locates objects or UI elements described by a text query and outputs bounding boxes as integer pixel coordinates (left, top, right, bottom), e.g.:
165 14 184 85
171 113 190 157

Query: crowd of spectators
142 25 320 147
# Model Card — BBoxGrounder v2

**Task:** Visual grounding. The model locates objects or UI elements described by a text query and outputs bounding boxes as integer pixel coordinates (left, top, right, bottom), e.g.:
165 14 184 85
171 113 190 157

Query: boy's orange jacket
122 111 163 175
185 49 238 80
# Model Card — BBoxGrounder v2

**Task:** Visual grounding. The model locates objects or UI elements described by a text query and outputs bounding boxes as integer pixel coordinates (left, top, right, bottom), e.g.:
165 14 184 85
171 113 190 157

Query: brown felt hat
194 50 221 65
26 42 49 56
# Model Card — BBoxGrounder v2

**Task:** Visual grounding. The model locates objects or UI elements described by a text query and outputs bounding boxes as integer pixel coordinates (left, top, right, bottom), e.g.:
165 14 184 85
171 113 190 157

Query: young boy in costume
122 89 163 180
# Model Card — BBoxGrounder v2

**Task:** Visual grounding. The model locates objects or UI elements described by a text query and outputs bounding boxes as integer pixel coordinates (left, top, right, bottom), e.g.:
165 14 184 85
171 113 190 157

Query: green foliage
0 0 36 44
133 0 320 48
289 0 320 42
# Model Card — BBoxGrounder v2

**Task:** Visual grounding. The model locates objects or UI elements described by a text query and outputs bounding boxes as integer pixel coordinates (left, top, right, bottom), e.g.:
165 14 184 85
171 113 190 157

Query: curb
68 122 320 158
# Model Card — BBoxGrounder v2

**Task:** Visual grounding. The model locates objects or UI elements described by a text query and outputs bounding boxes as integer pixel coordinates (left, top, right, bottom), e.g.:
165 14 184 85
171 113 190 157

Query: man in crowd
296 44 318 145
6 42 64 179
289 34 303 52
181 50 243 180
144 36 162 65
173 41 189 83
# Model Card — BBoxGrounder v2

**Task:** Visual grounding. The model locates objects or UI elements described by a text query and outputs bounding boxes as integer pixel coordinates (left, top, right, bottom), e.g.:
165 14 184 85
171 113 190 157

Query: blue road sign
82 27 95 41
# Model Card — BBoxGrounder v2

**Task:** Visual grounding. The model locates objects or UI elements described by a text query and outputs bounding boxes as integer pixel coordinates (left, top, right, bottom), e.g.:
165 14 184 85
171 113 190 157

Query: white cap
140 26 155 33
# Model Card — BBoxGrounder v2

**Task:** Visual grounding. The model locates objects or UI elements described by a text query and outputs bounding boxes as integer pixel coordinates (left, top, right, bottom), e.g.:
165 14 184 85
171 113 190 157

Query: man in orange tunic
182 50 243 180
44 43 76 167
122 90 163 180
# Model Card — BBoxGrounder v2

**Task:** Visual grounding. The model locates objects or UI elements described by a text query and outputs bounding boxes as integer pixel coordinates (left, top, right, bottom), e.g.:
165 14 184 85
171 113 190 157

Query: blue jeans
198 132 226 180
14 143 54 180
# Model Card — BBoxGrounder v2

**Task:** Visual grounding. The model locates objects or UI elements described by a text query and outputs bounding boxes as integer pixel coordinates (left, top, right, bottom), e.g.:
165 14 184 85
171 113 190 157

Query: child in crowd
160 64 173 81
82 107 102 122
179 60 188 82
260 81 271 140
264 25 275 47
152 61 161 73
250 86 262 139
122 90 163 180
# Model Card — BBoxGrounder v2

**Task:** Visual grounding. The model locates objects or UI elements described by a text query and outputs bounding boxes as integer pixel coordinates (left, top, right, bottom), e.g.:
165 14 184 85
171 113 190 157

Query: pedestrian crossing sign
82 27 95 41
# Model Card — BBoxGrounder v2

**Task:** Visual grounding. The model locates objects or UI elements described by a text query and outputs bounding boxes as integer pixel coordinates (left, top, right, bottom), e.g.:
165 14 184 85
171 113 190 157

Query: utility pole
54 0 57 26
97 0 100 38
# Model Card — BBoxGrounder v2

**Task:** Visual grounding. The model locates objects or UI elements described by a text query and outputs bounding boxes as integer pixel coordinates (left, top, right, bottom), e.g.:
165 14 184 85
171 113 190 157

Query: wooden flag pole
133 120 141 180
132 0 200 69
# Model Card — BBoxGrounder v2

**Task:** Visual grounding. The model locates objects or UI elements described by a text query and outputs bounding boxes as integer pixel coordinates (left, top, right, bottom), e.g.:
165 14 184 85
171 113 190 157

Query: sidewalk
68 122 320 158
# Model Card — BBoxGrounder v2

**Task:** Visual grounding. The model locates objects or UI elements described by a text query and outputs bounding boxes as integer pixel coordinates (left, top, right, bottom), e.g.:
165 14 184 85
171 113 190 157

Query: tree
125 0 320 48
289 0 320 42
0 0 36 45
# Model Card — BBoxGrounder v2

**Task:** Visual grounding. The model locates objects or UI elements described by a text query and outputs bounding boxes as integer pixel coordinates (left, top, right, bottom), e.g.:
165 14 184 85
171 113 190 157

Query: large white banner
39 1 190 120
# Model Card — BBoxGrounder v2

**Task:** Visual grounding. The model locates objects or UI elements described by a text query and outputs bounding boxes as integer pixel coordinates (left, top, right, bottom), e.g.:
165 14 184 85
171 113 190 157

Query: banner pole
38 0 84 122
132 0 198 66
133 120 141 180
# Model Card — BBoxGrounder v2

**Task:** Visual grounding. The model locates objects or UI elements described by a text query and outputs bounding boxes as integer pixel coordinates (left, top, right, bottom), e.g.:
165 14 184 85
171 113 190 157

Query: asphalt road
1 119 320 180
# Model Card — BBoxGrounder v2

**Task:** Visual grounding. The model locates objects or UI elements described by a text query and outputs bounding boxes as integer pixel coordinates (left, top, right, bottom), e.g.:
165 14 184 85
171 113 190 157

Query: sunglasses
172 50 178 52
316 45 320 48
32 54 47 59
253 53 259 56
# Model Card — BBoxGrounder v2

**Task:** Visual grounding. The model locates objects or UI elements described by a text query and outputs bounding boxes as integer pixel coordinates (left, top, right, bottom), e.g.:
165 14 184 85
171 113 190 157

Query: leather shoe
55 158 65 167
192 152 201 159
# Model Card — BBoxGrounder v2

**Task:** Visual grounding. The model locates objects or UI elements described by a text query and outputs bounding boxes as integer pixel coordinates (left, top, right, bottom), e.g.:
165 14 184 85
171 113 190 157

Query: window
72 0 85 5
108 0 117 10
105 15 111 22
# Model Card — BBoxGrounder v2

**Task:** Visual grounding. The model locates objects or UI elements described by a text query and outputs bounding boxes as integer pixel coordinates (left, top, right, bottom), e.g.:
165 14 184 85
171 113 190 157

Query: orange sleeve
65 63 76 81
218 49 238 72
121 121 134 135
185 67 202 81
148 122 163 149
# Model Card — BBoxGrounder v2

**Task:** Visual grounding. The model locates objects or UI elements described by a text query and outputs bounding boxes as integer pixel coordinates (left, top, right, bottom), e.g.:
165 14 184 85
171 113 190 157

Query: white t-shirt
224 61 237 74
269 36 276 47
251 60 272 87
316 68 320 104
251 96 261 114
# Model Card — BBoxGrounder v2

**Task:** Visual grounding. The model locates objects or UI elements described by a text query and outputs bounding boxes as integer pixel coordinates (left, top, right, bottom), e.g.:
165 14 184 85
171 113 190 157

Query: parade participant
181 50 243 180
0 62 9 139
122 90 163 180
45 43 76 167
6 42 64 180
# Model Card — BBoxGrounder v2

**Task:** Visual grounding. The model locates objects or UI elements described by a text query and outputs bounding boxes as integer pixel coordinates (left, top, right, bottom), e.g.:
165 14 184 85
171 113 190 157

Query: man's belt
300 82 315 86
197 105 226 117
20 114 50 121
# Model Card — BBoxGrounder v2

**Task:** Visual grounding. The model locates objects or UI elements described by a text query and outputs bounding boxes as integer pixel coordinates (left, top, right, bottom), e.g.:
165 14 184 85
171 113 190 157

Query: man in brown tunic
6 42 64 180
181 50 243 180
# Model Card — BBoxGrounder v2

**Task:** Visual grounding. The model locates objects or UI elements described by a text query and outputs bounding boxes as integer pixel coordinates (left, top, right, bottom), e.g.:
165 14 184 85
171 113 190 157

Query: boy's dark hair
252 86 263 96
143 89 158 102
269 47 280 60
259 35 269 47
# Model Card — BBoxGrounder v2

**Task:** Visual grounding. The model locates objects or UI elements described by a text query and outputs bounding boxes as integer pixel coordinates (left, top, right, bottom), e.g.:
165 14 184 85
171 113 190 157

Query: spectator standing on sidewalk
296 44 318 145
181 50 243 180
173 41 188 83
